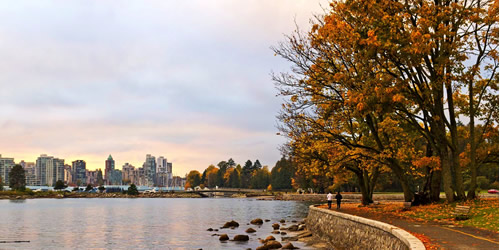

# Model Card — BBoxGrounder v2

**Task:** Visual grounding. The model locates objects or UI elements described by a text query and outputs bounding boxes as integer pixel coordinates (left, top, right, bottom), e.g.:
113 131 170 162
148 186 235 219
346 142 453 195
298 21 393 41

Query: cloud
0 0 327 175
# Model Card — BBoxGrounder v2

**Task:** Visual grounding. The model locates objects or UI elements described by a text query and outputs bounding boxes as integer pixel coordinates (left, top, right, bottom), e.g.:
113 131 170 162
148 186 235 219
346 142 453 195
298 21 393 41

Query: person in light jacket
327 192 333 209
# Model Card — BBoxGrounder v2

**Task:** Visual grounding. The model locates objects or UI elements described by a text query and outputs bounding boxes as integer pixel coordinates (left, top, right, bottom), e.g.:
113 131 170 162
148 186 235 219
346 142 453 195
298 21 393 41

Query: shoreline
0 192 203 199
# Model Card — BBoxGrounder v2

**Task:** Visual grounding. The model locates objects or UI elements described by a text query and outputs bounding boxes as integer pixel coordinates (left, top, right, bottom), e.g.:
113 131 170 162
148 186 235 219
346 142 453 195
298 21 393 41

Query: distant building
143 154 156 186
105 155 115 185
171 176 186 188
0 154 15 185
122 163 135 184
64 164 73 184
36 154 64 186
86 169 98 186
21 161 38 186
72 160 86 186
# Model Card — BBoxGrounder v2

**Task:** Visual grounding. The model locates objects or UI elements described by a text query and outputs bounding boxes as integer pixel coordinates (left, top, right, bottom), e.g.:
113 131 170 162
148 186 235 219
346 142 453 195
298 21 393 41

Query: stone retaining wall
306 205 425 250
281 193 405 203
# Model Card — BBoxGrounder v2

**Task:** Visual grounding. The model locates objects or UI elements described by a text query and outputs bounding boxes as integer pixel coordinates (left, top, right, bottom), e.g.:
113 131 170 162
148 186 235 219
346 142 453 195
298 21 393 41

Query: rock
222 220 239 228
214 229 219 231
219 234 229 241
264 219 271 222
264 240 282 249
256 246 267 250
264 235 276 242
272 223 280 230
282 236 298 241
298 224 306 231
280 231 287 235
233 235 249 241
291 220 297 223
251 218 264 225
297 232 312 238
282 242 298 249
271 230 280 234
245 228 256 233
280 219 285 223
207 228 214 231
287 225 299 231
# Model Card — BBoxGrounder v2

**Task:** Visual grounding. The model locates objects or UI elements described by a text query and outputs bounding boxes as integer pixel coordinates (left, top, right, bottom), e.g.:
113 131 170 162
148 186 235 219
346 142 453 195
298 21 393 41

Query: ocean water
0 198 312 249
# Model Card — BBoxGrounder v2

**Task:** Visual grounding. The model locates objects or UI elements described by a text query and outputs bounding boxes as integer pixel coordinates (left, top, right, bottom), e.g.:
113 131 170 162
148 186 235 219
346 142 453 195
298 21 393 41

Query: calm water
0 198 312 249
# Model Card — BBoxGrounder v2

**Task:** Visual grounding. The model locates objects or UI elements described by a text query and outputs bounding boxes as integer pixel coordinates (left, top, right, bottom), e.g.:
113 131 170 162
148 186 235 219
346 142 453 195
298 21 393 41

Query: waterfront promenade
317 203 499 249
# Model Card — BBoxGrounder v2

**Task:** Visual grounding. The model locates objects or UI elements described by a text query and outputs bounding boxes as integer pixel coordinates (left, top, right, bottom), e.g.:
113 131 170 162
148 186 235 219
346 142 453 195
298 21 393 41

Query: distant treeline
185 158 295 190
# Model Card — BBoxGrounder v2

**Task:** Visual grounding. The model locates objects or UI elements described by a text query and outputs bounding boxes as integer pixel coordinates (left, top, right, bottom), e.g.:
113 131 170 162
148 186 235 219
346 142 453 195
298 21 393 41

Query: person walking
335 191 343 209
327 192 333 209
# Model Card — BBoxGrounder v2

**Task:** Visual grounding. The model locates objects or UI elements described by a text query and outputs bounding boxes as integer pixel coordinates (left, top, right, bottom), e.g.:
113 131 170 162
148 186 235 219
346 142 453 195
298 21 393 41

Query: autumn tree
274 0 498 202
185 170 202 189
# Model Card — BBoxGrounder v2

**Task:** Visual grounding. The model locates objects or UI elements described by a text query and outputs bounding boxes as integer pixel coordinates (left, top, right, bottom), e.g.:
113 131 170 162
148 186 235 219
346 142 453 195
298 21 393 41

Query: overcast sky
0 1 326 176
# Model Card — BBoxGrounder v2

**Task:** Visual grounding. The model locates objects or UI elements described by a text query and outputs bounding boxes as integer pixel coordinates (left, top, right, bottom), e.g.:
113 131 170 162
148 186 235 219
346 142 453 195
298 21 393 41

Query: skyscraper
143 154 156 186
72 160 87 186
0 154 15 185
36 154 64 186
105 155 115 185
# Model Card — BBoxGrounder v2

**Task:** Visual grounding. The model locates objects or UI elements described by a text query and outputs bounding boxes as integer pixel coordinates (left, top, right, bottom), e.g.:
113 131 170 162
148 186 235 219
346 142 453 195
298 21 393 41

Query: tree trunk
354 170 373 205
467 81 478 200
430 169 442 202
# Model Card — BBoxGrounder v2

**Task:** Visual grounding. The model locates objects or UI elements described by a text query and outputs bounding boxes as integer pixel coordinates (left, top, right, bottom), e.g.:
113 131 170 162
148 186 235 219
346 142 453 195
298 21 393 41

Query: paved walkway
326 205 499 249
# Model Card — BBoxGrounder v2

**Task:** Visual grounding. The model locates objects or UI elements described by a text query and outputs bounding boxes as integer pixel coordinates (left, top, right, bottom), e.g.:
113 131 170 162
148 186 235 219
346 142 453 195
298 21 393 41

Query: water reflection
0 198 311 249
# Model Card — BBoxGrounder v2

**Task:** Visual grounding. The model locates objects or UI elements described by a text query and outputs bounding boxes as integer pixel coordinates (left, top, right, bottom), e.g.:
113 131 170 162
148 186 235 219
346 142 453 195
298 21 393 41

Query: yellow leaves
392 94 404 103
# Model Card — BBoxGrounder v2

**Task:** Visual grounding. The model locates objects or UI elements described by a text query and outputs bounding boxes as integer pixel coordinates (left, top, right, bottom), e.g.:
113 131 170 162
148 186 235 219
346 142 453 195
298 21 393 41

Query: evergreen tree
252 160 262 171
127 184 139 195
241 160 253 188
96 169 104 186
9 164 26 191
271 157 295 190
54 180 66 190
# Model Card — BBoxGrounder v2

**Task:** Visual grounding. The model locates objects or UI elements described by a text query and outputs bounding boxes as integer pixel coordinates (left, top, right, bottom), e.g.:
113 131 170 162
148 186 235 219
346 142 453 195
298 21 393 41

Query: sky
0 0 327 176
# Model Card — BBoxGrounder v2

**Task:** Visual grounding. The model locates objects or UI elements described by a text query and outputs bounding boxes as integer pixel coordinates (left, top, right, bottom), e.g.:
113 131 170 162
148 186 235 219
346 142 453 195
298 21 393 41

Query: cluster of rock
207 217 308 249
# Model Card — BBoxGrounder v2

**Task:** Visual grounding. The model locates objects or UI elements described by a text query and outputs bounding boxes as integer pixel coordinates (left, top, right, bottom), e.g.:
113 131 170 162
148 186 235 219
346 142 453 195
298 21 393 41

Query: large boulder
233 235 249 241
219 234 229 241
222 220 239 228
271 230 280 234
282 242 299 249
272 223 280 230
245 228 256 233
265 240 282 249
250 218 264 225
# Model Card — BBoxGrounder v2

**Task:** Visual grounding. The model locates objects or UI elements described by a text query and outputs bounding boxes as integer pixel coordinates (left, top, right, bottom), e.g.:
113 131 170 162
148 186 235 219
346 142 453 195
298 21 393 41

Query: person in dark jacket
335 191 343 209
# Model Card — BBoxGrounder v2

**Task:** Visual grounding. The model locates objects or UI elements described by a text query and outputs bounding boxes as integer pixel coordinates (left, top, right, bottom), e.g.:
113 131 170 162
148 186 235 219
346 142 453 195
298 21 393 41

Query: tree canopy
274 0 498 203
9 164 26 191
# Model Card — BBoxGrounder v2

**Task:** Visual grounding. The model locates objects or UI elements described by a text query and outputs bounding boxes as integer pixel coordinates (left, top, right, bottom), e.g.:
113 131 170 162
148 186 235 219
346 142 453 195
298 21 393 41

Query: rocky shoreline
0 192 202 199
207 217 329 249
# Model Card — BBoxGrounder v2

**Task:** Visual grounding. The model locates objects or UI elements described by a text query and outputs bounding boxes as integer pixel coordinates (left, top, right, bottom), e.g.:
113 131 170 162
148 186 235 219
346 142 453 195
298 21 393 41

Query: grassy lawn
363 198 499 232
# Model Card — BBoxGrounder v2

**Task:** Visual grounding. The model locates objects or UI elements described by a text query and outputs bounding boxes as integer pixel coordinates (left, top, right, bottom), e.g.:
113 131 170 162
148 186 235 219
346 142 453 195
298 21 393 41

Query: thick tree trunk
440 148 455 202
354 170 374 205
430 170 442 202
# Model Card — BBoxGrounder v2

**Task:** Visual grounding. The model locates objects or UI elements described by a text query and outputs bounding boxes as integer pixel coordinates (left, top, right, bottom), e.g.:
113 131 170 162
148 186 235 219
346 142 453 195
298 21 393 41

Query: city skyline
0 1 327 176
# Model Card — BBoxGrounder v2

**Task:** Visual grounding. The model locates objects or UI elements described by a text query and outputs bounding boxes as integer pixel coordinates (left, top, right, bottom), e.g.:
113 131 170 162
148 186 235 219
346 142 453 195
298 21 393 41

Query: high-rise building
46 158 64 186
64 164 73 184
0 154 15 185
143 154 156 186
21 161 38 186
72 160 86 186
36 155 64 186
105 155 115 185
